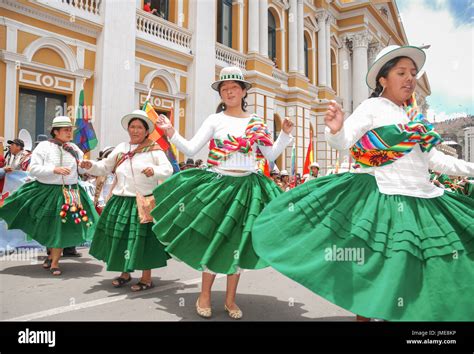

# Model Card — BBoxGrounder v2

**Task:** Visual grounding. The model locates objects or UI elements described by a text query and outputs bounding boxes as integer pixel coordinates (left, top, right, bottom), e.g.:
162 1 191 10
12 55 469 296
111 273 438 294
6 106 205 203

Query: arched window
331 49 337 93
268 10 277 63
217 0 233 47
304 36 309 77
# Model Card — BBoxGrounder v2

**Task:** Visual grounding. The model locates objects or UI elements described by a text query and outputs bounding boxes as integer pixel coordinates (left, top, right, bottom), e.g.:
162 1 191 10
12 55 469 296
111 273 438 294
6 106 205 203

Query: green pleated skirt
252 172 474 321
0 181 98 248
151 169 283 274
90 195 170 272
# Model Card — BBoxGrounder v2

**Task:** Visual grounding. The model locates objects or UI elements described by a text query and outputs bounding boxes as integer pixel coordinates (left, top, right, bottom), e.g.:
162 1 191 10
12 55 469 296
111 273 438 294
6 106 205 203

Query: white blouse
170 112 293 176
325 97 474 198
86 142 173 197
29 141 85 185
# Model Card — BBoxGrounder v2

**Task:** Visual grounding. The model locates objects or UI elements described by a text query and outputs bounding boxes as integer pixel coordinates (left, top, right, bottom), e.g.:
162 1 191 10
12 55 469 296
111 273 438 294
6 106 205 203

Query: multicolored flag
164 109 180 174
73 85 98 153
142 99 170 151
302 134 314 175
258 160 271 177
142 98 180 173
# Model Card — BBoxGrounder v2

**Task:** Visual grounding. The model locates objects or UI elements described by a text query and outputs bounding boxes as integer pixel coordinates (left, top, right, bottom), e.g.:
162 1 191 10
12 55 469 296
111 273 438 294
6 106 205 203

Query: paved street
0 247 354 322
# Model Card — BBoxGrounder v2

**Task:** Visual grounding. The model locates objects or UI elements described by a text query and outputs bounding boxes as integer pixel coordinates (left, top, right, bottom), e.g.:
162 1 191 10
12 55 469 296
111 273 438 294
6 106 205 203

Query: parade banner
2 171 31 197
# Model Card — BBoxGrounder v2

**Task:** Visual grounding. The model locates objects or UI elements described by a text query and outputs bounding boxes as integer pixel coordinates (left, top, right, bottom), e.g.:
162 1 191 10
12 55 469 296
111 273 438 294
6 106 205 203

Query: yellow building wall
84 50 96 71
183 0 189 28
17 31 40 54
31 48 66 68
0 25 6 49
2 8 96 45
151 77 169 92
178 99 186 162
135 47 188 72
180 76 186 93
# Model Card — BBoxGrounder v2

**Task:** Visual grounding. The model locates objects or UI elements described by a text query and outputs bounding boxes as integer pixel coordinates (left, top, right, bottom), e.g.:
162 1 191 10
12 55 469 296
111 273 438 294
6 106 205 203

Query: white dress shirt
86 142 173 197
29 141 84 185
170 112 293 176
325 97 474 198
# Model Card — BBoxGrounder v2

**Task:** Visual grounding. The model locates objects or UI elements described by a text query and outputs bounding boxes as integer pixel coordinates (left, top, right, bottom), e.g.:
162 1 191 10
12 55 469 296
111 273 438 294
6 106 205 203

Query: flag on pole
164 109 180 174
73 84 98 153
302 134 314 175
142 99 170 151
141 95 180 173
258 160 271 177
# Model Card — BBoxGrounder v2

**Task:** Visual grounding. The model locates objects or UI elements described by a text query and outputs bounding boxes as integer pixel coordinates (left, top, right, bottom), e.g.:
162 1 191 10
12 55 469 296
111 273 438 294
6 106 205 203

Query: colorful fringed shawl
350 95 443 168
207 115 273 166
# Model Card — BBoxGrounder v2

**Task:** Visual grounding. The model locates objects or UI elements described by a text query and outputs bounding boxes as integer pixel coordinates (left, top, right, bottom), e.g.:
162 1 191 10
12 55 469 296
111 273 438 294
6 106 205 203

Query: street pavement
0 247 354 322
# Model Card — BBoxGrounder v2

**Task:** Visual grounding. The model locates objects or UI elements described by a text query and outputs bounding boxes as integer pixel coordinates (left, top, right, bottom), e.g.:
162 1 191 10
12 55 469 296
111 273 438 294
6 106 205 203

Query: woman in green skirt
0 116 99 276
154 66 294 319
252 45 474 321
81 110 173 291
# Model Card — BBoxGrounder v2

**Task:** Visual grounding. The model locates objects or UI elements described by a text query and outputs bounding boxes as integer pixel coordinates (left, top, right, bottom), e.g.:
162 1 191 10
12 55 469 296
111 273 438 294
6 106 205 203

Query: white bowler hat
51 116 73 128
366 45 426 90
280 169 289 176
309 162 320 169
211 66 252 91
121 110 155 134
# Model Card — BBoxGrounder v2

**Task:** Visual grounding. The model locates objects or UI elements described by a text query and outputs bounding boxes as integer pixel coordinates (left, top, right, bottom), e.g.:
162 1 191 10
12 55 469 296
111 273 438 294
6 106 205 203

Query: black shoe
62 247 82 257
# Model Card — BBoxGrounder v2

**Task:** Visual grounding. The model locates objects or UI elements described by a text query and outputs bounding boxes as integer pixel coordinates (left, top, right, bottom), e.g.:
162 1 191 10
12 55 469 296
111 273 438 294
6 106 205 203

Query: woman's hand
53 167 71 176
80 160 92 170
282 117 295 134
157 114 175 138
142 167 154 177
325 100 344 134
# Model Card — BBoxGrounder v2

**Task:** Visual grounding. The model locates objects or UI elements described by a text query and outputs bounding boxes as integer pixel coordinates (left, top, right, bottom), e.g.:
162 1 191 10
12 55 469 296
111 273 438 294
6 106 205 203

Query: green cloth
0 181 98 248
90 195 169 272
151 168 282 274
252 172 474 321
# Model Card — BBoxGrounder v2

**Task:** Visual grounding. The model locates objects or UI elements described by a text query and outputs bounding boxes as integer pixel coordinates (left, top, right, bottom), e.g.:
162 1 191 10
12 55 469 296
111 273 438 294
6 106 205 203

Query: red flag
303 134 314 175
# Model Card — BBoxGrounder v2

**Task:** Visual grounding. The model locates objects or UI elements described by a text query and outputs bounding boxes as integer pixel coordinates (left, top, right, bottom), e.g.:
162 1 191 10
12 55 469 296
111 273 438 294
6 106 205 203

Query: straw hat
51 116 73 128
121 110 155 134
211 66 252 91
366 45 426 90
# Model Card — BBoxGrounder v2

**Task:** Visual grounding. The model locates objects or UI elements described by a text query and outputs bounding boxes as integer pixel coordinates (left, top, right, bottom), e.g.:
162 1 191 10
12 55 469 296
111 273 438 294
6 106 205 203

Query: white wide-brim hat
309 162 320 169
280 169 289 176
121 110 155 134
51 116 73 128
211 66 252 91
366 45 426 90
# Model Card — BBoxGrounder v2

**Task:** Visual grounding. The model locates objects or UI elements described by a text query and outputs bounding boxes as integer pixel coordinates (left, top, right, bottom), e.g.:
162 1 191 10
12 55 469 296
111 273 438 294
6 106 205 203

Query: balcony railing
215 42 247 70
34 0 102 23
136 10 192 54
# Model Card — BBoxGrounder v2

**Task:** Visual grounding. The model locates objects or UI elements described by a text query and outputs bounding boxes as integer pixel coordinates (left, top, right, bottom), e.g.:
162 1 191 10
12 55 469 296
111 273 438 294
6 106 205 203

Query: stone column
248 0 260 54
288 0 298 72
259 0 268 57
297 0 305 74
350 31 371 109
93 0 137 148
185 0 217 159
316 11 327 86
326 14 333 88
338 35 352 113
